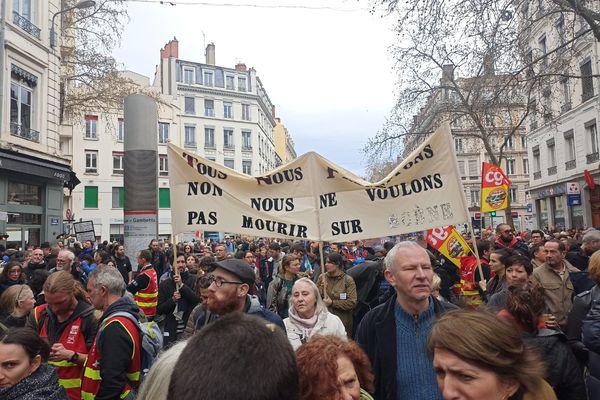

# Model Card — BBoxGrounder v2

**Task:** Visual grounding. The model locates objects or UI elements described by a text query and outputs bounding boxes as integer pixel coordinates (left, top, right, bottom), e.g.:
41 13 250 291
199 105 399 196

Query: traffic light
490 211 497 217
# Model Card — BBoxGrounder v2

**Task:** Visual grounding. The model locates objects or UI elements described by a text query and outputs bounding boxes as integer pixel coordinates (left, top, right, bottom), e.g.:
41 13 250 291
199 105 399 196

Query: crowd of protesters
0 224 599 399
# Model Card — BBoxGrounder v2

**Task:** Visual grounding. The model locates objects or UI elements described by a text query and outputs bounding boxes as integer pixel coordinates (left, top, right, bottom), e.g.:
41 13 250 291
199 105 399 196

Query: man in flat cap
188 259 284 335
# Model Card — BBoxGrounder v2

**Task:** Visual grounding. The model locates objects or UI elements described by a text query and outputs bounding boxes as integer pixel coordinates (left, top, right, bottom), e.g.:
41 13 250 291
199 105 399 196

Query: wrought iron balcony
587 152 599 164
548 166 557 175
533 171 541 180
10 123 39 142
13 12 40 39
565 160 576 170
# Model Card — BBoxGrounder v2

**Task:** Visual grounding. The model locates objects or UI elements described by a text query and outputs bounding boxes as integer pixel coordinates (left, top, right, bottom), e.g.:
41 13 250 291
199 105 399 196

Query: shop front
0 149 77 249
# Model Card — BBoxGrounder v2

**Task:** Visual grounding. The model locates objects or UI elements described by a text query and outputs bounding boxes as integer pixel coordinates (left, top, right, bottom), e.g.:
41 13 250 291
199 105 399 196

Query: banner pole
173 234 180 290
467 223 485 290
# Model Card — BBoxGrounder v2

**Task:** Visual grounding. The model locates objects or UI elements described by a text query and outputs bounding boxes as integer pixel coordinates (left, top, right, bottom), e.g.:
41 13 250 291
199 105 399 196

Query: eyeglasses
200 274 244 288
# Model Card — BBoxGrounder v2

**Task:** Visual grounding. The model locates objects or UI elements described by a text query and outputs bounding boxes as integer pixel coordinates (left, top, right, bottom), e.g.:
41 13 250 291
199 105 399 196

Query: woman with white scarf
284 277 346 351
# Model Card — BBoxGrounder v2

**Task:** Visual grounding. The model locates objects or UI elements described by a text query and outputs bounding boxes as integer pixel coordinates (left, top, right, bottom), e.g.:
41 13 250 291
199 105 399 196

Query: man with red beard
191 259 284 333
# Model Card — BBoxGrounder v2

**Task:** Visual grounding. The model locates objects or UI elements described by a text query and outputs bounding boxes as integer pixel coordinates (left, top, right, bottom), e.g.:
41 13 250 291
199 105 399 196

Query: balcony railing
565 160 576 170
10 123 39 142
204 143 216 149
242 146 252 152
184 141 197 148
587 152 599 164
224 144 235 150
548 165 557 175
534 171 542 180
13 12 40 39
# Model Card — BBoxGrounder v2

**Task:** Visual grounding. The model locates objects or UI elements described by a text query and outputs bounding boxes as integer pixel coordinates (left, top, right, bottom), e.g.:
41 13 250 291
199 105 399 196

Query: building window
84 186 98 208
117 118 124 141
159 155 168 176
506 136 514 149
85 115 98 139
112 152 123 175
467 159 479 177
523 158 529 175
7 182 41 206
112 187 124 209
242 160 252 175
204 127 215 148
159 188 170 208
458 160 466 177
203 71 214 87
184 125 196 147
470 189 480 206
238 77 247 92
505 158 515 175
185 97 195 115
226 75 234 90
13 0 33 21
509 187 518 203
533 148 541 172
242 130 252 149
561 78 571 111
223 102 233 119
85 151 98 173
586 120 599 163
564 131 575 161
242 104 251 121
224 129 234 149
581 60 594 102
184 68 194 84
10 74 36 142
224 158 235 169
204 99 214 117
538 34 547 67
158 122 169 144
547 139 556 168
454 137 463 153
521 135 527 149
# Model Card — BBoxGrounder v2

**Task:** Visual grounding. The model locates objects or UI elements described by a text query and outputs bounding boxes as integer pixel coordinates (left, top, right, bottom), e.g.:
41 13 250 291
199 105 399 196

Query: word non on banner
167 124 469 242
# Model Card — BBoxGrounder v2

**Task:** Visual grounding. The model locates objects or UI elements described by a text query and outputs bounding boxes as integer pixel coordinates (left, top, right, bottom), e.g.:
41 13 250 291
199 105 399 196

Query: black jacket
582 297 600 399
522 329 586 400
566 284 600 366
96 297 141 400
355 293 457 400
156 271 199 346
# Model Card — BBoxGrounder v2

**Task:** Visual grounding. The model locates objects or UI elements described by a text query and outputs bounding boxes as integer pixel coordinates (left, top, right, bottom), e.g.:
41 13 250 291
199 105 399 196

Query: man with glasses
530 229 546 247
494 223 529 258
191 259 284 333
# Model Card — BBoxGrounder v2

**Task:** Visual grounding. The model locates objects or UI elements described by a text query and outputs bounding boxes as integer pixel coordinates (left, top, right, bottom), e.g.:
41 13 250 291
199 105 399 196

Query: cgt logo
484 170 506 187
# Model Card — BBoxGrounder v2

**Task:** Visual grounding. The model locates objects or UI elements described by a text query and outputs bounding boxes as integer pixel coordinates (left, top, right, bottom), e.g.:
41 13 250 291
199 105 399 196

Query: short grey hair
59 249 75 262
384 241 429 272
583 229 600 244
288 277 327 317
88 264 126 296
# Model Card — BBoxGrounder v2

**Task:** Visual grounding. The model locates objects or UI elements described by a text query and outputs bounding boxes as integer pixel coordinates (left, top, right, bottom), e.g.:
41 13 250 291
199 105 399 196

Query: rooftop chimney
206 43 215 65
160 37 179 59
441 64 455 83
235 63 247 72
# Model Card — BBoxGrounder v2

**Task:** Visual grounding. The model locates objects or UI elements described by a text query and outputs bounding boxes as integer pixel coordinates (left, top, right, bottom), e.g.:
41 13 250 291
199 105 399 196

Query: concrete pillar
123 94 158 271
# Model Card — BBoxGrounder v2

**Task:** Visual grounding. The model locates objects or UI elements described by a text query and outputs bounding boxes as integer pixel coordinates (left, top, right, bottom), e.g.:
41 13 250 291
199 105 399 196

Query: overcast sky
114 0 397 177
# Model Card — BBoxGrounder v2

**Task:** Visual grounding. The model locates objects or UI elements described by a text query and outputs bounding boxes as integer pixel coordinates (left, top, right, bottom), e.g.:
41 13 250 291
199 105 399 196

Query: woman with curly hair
296 335 374 400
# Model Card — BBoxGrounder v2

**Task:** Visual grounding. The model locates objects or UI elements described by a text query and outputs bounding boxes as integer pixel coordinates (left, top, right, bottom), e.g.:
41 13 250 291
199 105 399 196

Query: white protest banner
167 123 469 242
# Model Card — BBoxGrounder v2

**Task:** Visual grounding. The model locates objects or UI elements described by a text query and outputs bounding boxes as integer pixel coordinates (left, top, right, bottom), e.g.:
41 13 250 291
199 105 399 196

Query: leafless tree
364 0 600 227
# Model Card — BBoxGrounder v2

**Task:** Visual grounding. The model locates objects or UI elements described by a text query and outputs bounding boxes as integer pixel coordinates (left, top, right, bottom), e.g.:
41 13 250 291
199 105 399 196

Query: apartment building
67 40 293 242
523 1 600 229
0 0 79 248
404 67 530 231
274 117 297 163
156 40 279 176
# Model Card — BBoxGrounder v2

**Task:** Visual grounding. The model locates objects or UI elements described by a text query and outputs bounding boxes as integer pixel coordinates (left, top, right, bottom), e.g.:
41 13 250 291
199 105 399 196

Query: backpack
97 312 163 380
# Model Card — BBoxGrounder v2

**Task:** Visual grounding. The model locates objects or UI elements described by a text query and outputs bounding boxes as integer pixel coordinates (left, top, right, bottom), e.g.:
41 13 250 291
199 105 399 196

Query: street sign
566 182 582 206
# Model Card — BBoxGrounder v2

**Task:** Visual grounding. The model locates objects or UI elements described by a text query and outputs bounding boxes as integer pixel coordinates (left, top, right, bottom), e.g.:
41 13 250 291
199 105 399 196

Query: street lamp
50 0 96 48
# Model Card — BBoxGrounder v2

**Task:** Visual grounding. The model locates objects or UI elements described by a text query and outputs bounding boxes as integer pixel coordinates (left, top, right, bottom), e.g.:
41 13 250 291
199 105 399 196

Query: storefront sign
567 181 582 206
